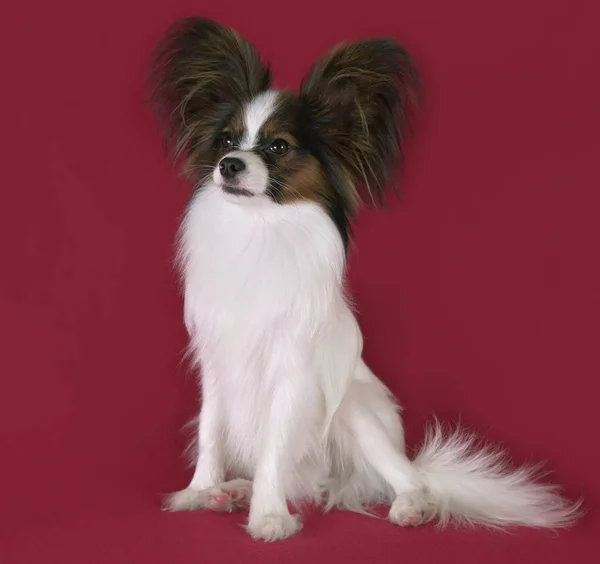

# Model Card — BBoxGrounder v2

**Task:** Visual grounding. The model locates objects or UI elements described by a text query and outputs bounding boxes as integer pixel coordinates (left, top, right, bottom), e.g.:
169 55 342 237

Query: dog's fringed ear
300 40 420 211
149 18 271 180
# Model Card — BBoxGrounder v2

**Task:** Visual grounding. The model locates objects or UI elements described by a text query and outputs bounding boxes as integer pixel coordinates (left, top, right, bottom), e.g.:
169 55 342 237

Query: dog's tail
413 420 583 528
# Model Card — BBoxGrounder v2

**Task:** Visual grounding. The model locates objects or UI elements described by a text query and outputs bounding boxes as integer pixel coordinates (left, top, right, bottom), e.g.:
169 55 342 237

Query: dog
149 17 581 541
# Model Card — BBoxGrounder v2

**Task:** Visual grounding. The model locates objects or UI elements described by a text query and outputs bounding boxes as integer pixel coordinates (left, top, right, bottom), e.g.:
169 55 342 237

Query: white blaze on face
240 90 279 150
215 90 279 197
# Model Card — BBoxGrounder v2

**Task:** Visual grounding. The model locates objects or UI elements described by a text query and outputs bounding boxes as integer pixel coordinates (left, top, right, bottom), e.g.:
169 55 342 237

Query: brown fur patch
276 156 332 204
227 110 246 138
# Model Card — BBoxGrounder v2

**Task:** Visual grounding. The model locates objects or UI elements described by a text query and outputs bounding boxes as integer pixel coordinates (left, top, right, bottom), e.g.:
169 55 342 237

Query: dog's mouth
222 184 254 198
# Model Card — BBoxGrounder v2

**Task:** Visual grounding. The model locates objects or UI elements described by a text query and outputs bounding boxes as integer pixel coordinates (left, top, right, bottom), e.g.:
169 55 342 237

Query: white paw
389 489 436 527
163 479 253 513
163 488 207 512
246 513 302 541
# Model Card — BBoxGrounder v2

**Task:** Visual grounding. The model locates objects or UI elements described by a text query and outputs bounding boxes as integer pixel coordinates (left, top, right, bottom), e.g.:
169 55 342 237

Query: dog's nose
219 157 246 179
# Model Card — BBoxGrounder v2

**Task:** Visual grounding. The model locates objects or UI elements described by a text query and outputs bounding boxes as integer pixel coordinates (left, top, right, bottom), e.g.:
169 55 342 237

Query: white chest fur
179 185 353 473
180 185 346 346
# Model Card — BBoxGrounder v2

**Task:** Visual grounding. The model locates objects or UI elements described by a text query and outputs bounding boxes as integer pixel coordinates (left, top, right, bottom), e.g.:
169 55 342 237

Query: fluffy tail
413 421 583 528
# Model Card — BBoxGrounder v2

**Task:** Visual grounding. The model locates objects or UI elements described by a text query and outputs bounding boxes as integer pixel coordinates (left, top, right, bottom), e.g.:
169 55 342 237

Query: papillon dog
149 17 581 541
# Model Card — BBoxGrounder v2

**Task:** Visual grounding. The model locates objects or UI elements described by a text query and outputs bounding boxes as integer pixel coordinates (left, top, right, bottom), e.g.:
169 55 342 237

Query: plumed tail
413 421 583 529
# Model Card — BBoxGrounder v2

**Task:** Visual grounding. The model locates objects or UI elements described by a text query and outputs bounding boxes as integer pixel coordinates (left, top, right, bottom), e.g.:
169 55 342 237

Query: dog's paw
217 479 253 511
163 488 208 512
163 479 253 513
388 489 436 527
246 513 302 541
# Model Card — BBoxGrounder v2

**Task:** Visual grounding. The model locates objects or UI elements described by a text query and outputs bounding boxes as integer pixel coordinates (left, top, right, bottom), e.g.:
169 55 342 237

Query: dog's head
150 18 420 246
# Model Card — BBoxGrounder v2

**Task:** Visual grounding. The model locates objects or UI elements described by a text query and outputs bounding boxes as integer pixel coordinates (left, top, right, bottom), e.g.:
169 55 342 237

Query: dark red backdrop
1 0 598 562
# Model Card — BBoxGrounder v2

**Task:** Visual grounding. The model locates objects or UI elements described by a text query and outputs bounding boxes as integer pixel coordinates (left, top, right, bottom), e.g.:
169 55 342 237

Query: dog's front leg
162 358 226 512
246 344 314 541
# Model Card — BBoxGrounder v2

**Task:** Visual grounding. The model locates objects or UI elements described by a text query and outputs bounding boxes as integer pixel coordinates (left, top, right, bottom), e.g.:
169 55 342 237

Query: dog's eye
221 132 233 149
269 139 289 155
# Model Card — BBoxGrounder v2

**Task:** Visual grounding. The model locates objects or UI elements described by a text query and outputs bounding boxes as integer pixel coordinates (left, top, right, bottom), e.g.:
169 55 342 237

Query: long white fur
166 92 581 541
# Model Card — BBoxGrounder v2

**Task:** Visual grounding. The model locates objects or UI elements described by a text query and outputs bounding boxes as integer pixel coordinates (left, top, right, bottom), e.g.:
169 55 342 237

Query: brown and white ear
300 40 420 210
149 18 271 179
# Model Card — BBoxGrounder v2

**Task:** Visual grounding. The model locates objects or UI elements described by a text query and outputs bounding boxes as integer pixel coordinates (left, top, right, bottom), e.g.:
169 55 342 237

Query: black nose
219 157 246 179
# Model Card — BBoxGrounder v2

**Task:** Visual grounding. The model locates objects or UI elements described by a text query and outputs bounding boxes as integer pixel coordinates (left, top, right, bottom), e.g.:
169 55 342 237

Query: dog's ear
150 18 271 180
300 40 420 211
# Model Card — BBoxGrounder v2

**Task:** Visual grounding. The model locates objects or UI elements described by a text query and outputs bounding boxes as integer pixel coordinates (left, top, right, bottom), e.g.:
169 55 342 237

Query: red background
1 1 598 562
